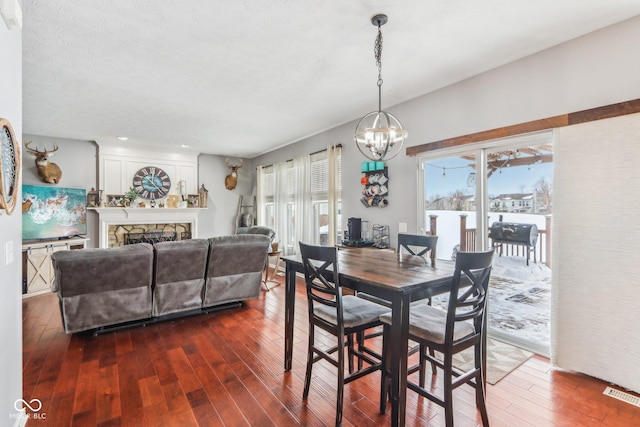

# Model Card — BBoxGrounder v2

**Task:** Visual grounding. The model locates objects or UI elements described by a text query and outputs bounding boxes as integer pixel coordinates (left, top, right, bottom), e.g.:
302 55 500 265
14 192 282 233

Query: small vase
178 201 188 208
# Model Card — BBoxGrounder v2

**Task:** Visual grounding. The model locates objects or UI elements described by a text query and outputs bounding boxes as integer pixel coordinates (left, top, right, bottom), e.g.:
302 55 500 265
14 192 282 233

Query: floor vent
603 386 640 407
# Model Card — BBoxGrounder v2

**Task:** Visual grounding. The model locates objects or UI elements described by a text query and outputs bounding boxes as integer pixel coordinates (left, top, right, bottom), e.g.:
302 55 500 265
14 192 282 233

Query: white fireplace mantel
90 207 204 248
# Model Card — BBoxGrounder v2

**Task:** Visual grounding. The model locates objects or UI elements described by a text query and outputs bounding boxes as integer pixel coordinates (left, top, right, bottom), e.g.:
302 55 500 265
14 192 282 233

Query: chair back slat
446 249 494 342
397 233 438 259
299 242 343 324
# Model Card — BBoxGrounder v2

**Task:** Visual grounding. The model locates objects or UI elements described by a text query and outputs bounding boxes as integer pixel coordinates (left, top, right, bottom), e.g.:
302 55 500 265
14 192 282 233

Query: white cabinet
22 238 89 296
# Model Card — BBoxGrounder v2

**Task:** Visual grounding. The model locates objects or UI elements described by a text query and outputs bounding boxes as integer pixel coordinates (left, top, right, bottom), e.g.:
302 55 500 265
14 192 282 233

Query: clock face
0 118 19 215
132 166 171 200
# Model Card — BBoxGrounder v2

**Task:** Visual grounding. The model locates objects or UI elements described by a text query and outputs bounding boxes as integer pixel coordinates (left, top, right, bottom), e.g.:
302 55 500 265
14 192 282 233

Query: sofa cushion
51 243 154 333
204 234 270 307
52 243 154 296
153 239 209 316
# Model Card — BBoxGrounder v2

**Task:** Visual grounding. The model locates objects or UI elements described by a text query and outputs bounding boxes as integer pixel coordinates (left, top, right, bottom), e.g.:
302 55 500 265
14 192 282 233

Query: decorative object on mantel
87 187 102 207
0 118 21 215
187 194 199 207
354 14 407 161
225 158 243 190
132 166 171 200
198 184 208 208
167 195 179 208
106 194 124 207
177 180 188 208
24 140 62 184
123 187 138 207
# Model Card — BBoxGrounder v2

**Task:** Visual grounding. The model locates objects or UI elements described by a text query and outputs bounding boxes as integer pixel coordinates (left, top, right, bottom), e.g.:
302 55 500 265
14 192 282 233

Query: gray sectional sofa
51 234 270 334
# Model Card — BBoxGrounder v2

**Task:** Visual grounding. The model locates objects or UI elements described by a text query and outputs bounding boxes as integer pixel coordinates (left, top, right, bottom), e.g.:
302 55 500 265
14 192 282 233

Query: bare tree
535 176 552 213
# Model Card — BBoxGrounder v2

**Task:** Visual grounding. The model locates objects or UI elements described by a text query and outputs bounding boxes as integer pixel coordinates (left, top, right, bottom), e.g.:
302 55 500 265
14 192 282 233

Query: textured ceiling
22 1 640 158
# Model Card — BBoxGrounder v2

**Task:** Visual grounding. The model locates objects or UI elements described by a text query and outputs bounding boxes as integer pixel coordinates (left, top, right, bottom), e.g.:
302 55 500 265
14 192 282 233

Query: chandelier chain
375 25 383 87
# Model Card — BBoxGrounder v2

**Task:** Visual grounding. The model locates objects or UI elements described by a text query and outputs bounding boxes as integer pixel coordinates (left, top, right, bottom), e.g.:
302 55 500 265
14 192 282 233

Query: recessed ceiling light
181 144 190 148
117 136 128 141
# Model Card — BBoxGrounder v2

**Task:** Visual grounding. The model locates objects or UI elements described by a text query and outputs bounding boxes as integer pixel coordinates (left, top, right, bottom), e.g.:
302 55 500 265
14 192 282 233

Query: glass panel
421 138 553 355
286 203 295 254
424 154 477 260
486 143 553 353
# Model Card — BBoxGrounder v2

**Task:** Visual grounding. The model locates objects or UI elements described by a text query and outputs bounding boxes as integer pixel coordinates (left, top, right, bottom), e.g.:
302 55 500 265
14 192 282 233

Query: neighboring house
491 193 534 213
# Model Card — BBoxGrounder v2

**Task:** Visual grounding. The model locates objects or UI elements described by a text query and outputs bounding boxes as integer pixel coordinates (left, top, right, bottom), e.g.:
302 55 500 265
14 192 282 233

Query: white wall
197 154 254 238
0 18 25 425
23 135 99 247
252 15 640 251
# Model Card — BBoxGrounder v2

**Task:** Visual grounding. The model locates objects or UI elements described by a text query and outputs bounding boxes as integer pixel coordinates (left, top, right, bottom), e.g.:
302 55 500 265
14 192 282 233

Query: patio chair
299 242 389 427
379 248 494 427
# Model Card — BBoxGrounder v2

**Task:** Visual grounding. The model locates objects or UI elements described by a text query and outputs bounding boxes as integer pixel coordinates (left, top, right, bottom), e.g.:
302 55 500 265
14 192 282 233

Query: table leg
389 294 410 427
284 262 296 371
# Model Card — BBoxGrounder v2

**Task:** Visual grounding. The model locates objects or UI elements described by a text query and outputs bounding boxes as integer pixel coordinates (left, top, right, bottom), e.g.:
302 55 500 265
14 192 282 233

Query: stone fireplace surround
91 207 202 248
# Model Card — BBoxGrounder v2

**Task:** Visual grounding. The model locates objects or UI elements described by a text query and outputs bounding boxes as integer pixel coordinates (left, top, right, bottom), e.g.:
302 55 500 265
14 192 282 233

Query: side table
263 250 282 291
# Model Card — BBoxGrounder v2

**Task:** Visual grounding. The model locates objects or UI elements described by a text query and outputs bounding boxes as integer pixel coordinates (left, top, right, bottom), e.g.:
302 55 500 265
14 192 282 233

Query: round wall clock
0 118 21 215
132 166 171 200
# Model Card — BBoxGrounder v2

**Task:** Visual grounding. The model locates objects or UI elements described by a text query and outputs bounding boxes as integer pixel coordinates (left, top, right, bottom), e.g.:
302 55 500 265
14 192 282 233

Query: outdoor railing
428 213 552 267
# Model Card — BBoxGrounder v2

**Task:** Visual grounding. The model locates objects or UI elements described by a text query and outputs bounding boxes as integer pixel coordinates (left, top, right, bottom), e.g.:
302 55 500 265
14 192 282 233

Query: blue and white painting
22 185 87 241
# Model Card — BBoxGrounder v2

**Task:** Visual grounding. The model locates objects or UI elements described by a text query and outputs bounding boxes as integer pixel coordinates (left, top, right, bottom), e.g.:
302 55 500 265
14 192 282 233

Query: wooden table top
283 249 455 295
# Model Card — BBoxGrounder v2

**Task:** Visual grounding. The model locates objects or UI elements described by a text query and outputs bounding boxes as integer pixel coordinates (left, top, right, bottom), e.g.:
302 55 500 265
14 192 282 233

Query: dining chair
299 242 389 427
359 233 438 307
379 248 495 427
397 233 438 267
354 234 440 371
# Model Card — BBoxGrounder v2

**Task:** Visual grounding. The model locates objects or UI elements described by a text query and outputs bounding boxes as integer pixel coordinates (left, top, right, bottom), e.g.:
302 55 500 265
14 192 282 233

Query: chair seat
315 295 390 328
380 303 475 344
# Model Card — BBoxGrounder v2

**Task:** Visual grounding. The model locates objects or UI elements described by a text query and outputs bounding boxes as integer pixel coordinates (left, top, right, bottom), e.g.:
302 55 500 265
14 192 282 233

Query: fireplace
123 230 190 245
91 207 201 248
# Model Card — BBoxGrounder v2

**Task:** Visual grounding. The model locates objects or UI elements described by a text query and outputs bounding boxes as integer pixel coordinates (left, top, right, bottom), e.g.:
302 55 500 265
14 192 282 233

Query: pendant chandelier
354 14 407 161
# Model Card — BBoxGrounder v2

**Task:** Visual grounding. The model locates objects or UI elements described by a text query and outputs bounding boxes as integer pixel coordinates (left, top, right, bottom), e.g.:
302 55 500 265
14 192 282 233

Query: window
257 145 341 255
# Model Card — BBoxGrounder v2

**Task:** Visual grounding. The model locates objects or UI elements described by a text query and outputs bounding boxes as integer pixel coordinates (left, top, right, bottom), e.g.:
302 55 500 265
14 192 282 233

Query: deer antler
225 158 243 169
24 141 41 155
24 141 59 156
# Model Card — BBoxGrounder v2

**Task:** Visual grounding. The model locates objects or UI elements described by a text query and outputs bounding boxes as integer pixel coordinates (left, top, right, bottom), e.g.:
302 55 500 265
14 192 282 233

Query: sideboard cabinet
22 237 89 296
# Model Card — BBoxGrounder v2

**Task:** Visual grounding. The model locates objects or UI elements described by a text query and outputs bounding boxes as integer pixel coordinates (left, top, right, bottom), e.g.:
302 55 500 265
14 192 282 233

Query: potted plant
177 180 188 208
123 187 138 207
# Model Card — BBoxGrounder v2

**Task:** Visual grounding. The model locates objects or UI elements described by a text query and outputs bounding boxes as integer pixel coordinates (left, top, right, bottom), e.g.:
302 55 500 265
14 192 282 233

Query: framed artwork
106 194 124 207
187 194 200 207
0 118 21 215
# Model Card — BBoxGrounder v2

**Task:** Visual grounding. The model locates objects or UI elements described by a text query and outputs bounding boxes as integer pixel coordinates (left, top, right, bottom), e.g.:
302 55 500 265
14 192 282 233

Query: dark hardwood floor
23 274 640 426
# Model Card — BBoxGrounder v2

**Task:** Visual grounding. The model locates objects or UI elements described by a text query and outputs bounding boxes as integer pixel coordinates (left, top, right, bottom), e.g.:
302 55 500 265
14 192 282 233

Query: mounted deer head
25 141 63 184
225 158 243 190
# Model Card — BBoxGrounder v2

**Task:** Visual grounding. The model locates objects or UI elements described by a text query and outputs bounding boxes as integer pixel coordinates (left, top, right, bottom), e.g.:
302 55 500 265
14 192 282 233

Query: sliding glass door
420 132 553 354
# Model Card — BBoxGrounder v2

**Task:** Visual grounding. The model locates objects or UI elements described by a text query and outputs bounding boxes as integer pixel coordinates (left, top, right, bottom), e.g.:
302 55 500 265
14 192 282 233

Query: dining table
282 248 458 427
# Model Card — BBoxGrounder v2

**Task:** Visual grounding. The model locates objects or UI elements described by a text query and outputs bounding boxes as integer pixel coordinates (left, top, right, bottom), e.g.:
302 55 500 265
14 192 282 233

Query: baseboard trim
489 329 550 358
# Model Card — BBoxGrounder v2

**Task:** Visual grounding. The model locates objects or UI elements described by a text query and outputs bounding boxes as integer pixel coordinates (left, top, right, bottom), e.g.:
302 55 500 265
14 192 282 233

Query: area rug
435 338 534 385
